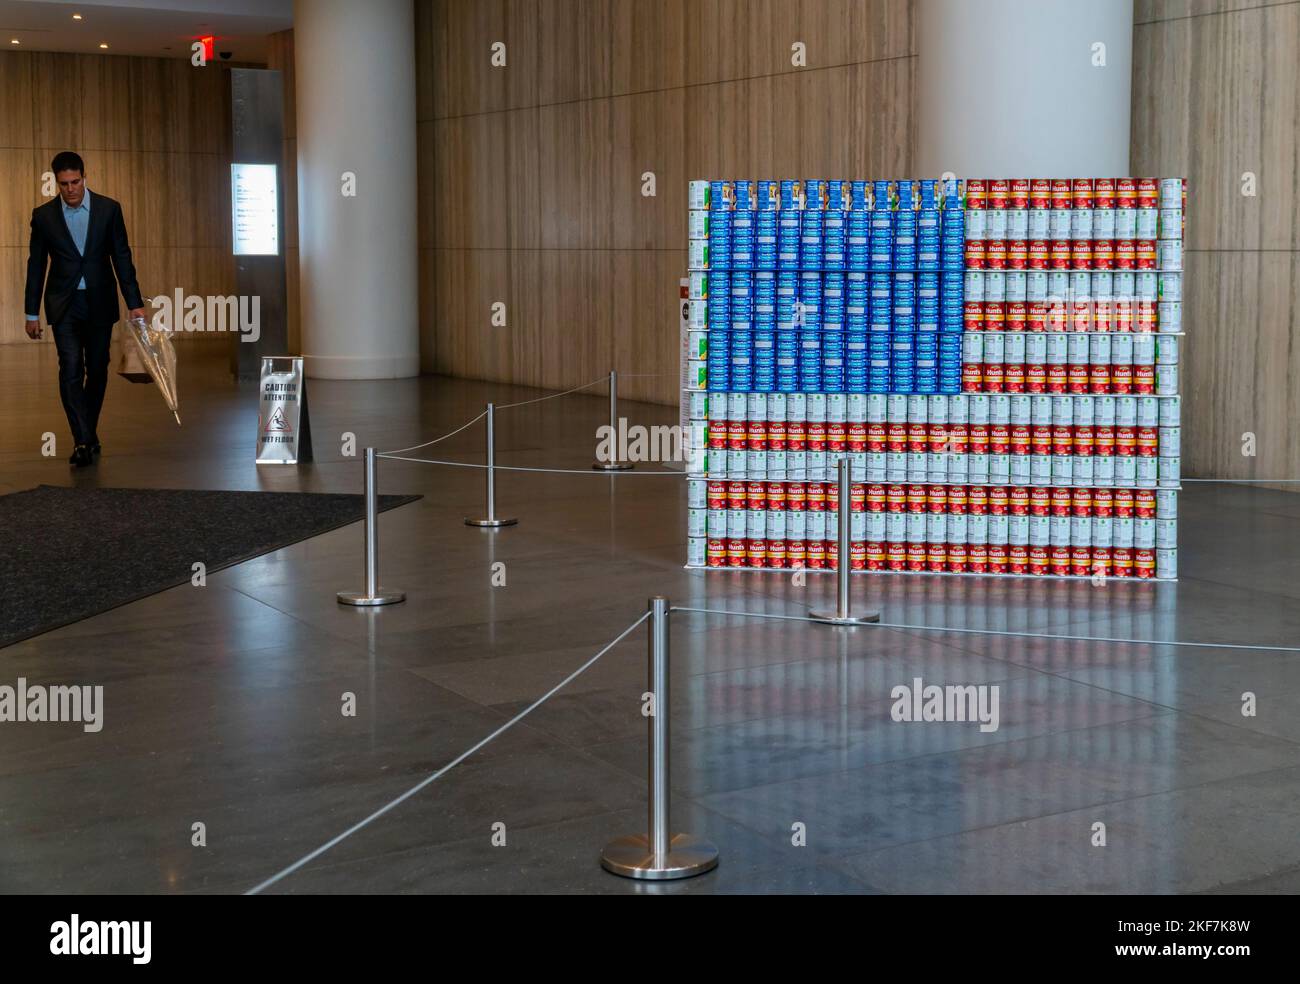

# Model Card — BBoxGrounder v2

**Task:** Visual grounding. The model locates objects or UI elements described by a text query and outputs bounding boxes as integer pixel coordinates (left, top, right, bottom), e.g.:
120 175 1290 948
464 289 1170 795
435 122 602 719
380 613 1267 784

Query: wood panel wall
265 30 300 356
416 0 916 405
1133 0 1300 488
0 52 244 347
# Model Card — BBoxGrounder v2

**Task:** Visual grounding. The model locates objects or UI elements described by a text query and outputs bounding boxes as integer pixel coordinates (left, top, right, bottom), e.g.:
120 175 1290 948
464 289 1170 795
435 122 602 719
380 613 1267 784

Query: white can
1157 239 1183 271
1045 334 1068 365
1139 398 1161 430
1114 208 1137 239
688 272 709 300
688 180 710 210
1027 270 1049 301
1052 396 1075 426
684 360 706 390
1007 208 1028 239
686 390 709 421
1045 515 1066 547
1093 515 1114 547
1158 272 1182 301
927 513 948 543
1157 489 1178 519
990 454 1011 485
1032 454 1052 484
688 209 710 241
1010 454 1032 484
788 393 807 420
1159 396 1180 427
1159 427 1181 457
867 512 887 540
1135 270 1158 300
1114 456 1137 486
1075 395 1096 425
992 513 1014 545
1073 456 1095 487
968 454 990 485
1156 518 1178 549
1071 208 1094 239
1136 457 1158 487
1116 396 1138 426
687 536 706 567
887 394 909 422
928 394 949 424
984 332 1005 365
847 394 867 423
948 454 969 484
1157 548 1178 580
963 333 985 363
968 513 990 544
1052 454 1073 484
747 450 767 479
727 392 748 421
1027 208 1050 239
688 239 710 270
866 452 887 482
986 208 1008 239
1005 333 1027 365
1089 334 1112 365
1026 334 1048 364
807 510 827 542
867 393 888 422
1157 301 1181 332
788 509 808 540
907 394 929 423
1159 178 1183 209
768 510 788 541
807 393 827 422
687 507 708 537
1094 455 1115 486
950 393 971 423
827 393 847 422
1095 395 1117 425
886 452 907 482
687 299 708 328
1158 208 1182 241
1136 208 1158 239
707 509 727 537
1094 207 1116 239
744 509 766 541
1156 364 1179 395
726 449 747 476
1071 516 1093 547
985 271 1006 302
1156 335 1180 365
726 509 746 539
906 512 926 543
964 270 986 301
965 209 988 238
1135 518 1157 550
885 512 906 542
1158 456 1181 487
1114 516 1135 549
1132 334 1156 365
807 451 827 481
1009 394 1031 424
1049 208 1071 239
687 478 707 508
685 329 708 360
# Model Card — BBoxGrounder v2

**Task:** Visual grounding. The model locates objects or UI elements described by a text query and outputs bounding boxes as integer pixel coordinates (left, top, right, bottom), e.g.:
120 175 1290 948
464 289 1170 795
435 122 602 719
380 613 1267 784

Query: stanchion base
464 517 518 527
600 833 719 880
337 590 406 607
592 461 634 471
809 608 881 625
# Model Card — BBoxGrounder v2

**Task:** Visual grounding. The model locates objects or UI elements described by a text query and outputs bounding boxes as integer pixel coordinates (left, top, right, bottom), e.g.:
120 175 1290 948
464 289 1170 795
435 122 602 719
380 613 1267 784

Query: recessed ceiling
0 0 292 61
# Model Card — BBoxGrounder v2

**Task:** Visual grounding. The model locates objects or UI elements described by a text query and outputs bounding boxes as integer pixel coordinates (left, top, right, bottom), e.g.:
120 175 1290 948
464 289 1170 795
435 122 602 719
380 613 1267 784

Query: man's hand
25 318 42 340
127 307 147 324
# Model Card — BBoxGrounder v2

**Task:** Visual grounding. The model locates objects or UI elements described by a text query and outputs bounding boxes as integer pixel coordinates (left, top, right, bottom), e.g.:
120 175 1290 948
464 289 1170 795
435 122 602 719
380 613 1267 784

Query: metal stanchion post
810 458 880 625
593 369 634 471
338 448 406 606
601 597 719 880
465 402 518 528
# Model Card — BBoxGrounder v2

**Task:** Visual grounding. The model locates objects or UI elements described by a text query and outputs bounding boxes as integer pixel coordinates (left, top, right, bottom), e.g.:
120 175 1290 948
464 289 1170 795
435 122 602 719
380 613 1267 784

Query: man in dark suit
25 151 147 467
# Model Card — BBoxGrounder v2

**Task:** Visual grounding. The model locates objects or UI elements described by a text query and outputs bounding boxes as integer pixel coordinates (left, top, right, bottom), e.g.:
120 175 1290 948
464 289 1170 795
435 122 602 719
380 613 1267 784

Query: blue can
871 180 891 209
709 181 731 211
803 180 824 209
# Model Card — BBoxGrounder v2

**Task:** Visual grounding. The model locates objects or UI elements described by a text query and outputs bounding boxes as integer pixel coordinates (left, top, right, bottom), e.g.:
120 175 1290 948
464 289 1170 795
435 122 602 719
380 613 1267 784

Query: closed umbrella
122 315 181 425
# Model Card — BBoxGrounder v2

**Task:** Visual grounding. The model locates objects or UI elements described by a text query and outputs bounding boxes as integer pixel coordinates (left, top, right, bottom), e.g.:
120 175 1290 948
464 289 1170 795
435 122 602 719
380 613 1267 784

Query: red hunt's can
1095 422 1115 455
1051 179 1072 209
709 422 727 450
968 541 988 573
988 486 1009 514
1010 486 1030 515
947 542 968 573
1135 240 1157 269
907 541 927 572
1116 178 1137 208
994 543 1015 574
1071 239 1093 270
1115 239 1135 269
1027 301 1048 331
1007 240 1028 269
1115 425 1136 456
786 480 807 510
908 421 929 453
767 482 787 510
984 300 1005 331
984 363 1005 392
1074 424 1095 456
1114 488 1134 517
886 541 907 570
968 422 990 454
1030 178 1052 209
866 540 886 570
1093 239 1114 269
1136 178 1158 209
1091 547 1112 578
948 485 969 513
1051 486 1073 516
1089 364 1110 393
1028 240 1050 269
1136 489 1157 518
1068 364 1089 393
1093 487 1113 517
1029 544 1050 575
867 483 887 511
989 179 1010 209
1030 487 1051 515
851 542 867 571
928 485 948 514
887 483 907 512
927 542 947 573
964 300 985 331
1112 364 1134 393
708 481 728 509
807 481 826 510
1093 297 1113 331
1071 546 1093 577
768 419 788 451
807 420 826 452
747 481 767 510
707 538 727 567
827 421 847 453
1031 422 1052 454
1006 300 1027 332
1052 423 1073 456
728 481 748 509
1071 178 1094 209
1049 545 1071 576
728 418 747 450
825 542 839 571
968 485 989 513
866 419 887 452
1136 301 1157 332
1005 364 1025 392
787 539 807 568
929 422 950 455
965 178 988 209
826 482 839 513
847 421 866 453
1050 240 1072 269
1047 364 1068 393
850 482 866 512
1112 546 1133 577
1133 364 1155 394
1137 426 1159 457
990 422 1010 454
1072 487 1093 516
1011 178 1030 208
1071 301 1092 333
985 239 1007 268
786 418 807 451
947 422 969 454
767 540 787 568
1095 178 1116 209
747 418 767 450
887 419 907 452
727 538 747 567
1134 548 1156 578
965 239 987 268
908 484 928 513
806 539 825 569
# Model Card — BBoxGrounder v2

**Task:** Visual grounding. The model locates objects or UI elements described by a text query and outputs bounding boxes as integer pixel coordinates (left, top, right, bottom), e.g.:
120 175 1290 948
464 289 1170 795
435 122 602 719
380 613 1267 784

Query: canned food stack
683 176 1184 580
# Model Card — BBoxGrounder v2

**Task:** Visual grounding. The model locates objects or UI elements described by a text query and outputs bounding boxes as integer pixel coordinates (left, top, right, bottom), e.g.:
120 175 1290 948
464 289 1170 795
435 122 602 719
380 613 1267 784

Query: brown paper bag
115 320 153 383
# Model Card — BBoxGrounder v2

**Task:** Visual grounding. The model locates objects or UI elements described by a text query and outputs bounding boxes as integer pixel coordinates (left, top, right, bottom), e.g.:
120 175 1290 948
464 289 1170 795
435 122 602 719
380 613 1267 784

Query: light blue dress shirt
25 189 90 320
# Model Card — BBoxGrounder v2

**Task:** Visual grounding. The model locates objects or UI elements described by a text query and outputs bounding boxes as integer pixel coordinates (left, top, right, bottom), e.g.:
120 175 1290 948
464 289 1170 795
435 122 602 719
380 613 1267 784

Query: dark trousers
52 291 113 447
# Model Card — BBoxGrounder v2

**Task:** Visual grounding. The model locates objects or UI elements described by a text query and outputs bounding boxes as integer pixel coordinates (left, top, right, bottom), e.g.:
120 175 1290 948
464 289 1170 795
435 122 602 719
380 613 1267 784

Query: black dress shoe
69 445 94 467
89 442 101 457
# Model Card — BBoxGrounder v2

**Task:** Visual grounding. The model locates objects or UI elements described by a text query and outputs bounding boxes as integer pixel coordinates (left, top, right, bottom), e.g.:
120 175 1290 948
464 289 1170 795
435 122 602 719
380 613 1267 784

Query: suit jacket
24 191 144 328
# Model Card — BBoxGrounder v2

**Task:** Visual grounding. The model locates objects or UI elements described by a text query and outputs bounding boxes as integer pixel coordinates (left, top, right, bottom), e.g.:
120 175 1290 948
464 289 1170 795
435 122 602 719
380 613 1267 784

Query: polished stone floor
2 345 1299 894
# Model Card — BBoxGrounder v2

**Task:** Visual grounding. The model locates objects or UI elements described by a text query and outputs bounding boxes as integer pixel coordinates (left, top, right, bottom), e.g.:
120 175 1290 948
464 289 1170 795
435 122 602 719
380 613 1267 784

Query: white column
916 0 1133 178
294 0 419 378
